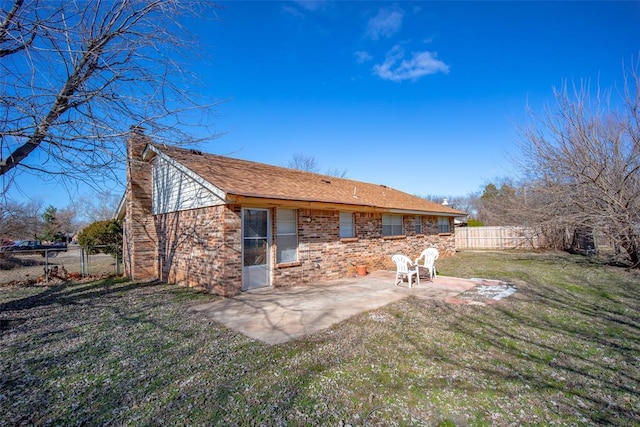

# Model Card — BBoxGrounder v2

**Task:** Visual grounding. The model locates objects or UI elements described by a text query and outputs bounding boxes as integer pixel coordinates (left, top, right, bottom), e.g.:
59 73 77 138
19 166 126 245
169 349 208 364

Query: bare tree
518 59 640 267
286 153 349 177
325 167 348 178
287 153 320 173
73 190 121 224
0 0 222 196
0 198 43 239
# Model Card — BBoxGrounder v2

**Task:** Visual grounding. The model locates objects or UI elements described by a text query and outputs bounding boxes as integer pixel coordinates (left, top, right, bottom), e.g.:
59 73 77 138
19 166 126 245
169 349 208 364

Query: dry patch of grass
1 251 639 425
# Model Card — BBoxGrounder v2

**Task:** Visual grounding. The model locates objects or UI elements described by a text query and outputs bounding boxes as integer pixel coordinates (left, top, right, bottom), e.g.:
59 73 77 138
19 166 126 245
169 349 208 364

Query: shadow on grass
1 278 252 425
3 251 639 425
402 254 640 424
0 278 162 313
0 279 199 345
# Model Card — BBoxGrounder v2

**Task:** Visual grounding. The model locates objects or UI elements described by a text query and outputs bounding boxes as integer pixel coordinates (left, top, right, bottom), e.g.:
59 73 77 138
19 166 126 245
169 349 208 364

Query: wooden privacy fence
455 226 547 250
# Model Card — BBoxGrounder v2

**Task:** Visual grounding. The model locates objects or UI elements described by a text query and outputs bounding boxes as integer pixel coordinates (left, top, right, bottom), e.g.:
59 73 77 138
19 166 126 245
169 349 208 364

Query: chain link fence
0 244 122 285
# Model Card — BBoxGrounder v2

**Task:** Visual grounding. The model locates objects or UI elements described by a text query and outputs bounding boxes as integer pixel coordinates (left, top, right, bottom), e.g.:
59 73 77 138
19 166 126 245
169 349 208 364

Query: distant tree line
0 191 120 243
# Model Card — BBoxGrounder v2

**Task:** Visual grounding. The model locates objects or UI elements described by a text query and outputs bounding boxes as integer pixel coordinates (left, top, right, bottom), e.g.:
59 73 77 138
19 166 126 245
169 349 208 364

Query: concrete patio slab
189 270 476 345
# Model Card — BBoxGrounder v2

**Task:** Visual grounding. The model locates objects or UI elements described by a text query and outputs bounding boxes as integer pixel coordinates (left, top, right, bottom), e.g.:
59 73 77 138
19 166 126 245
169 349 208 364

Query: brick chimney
123 127 158 280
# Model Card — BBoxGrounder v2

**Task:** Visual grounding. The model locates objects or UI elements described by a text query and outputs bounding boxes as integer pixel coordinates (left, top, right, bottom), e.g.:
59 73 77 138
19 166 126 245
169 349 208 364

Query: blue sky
11 1 640 208
193 1 640 197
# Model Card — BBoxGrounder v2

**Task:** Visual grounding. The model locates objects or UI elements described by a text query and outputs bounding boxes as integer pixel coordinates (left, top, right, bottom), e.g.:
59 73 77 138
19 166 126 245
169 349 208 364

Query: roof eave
387 208 467 217
228 193 465 215
115 191 127 220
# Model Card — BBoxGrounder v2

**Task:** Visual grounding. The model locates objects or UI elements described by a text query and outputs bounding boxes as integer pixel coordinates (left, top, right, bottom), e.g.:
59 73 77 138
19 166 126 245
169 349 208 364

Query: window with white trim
438 217 450 233
415 216 422 234
339 212 354 238
382 214 403 236
276 208 297 263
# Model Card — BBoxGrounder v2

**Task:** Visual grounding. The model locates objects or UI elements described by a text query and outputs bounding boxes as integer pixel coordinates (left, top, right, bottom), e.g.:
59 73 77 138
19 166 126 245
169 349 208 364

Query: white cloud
283 1 327 17
354 51 373 64
282 5 305 18
373 45 449 82
366 8 404 40
292 0 327 11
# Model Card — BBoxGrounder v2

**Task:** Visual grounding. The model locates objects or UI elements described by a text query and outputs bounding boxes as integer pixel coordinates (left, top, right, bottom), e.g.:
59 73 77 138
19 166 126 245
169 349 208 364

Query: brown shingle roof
151 144 465 216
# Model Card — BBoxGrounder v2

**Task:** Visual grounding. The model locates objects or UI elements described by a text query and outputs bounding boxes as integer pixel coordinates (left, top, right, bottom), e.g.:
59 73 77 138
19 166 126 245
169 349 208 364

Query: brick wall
148 205 455 296
272 209 456 288
154 204 242 297
123 131 159 280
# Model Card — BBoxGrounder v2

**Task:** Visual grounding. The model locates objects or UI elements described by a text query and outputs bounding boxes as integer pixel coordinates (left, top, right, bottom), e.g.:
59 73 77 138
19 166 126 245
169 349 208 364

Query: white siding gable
152 155 225 214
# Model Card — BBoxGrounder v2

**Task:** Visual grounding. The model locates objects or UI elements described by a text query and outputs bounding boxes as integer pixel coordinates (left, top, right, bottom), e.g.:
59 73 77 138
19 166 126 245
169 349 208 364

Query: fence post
115 245 120 276
45 250 49 284
86 248 91 276
80 247 85 278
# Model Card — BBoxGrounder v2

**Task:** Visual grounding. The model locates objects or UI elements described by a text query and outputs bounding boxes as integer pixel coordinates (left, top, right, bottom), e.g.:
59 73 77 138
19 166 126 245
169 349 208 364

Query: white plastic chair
415 248 439 281
392 254 420 288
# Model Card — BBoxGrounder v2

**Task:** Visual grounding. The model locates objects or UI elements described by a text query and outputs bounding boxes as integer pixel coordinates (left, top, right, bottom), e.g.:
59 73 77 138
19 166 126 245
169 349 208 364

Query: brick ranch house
118 131 466 296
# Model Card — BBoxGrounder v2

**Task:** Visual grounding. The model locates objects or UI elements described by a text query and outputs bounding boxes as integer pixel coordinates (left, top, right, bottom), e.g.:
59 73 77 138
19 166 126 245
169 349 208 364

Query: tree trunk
621 234 640 268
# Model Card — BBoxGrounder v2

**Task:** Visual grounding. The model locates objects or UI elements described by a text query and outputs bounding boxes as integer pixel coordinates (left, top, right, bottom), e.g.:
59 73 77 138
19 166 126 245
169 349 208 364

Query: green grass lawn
1 251 639 426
